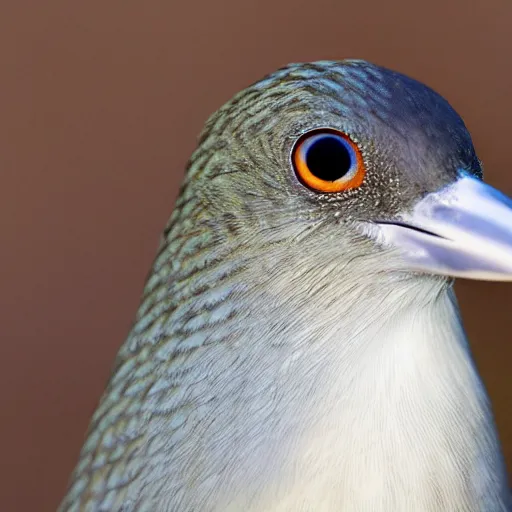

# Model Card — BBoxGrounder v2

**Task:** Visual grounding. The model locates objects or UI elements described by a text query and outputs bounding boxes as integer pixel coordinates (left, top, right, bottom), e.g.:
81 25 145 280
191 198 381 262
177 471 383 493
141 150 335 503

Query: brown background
2 1 512 510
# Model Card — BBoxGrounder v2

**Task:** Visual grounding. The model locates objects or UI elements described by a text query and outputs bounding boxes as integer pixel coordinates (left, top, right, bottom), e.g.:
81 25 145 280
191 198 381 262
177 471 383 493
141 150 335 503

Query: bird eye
292 129 366 193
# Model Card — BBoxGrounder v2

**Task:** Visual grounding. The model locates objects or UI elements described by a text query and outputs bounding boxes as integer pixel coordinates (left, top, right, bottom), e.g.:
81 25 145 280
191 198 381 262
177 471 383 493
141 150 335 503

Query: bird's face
192 60 512 283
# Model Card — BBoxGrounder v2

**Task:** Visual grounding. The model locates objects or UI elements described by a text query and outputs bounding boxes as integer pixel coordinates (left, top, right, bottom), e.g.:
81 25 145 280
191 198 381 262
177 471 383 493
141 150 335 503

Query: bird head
171 60 512 306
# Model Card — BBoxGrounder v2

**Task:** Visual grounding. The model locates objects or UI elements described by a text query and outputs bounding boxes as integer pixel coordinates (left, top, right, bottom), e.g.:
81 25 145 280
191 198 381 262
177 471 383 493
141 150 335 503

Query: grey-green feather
58 60 510 511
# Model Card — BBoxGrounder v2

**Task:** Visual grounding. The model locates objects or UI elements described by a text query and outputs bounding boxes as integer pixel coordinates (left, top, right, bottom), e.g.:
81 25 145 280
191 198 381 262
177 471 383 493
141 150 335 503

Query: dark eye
292 129 366 193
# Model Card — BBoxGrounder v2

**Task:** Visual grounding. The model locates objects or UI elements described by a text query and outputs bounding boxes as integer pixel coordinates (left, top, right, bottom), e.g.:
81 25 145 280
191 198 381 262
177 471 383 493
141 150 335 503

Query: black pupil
305 136 352 181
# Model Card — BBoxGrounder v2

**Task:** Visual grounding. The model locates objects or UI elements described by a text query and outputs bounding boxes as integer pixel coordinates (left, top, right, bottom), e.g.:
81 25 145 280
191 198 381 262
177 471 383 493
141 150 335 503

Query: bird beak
375 173 512 281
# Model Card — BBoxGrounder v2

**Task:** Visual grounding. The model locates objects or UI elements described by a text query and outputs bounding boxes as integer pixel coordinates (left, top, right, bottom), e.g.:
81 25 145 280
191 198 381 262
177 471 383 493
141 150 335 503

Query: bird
58 60 512 511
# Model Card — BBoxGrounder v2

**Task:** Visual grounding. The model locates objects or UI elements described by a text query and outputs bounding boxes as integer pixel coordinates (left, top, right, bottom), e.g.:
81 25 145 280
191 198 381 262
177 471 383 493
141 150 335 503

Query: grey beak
375 174 512 281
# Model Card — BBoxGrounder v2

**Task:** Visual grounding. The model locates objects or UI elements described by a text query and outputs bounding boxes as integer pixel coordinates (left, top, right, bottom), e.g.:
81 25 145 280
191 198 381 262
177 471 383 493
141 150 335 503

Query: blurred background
2 1 512 510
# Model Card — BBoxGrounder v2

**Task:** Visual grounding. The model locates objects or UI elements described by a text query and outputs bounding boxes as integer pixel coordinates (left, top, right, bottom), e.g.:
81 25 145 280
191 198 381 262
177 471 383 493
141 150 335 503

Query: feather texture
59 60 510 511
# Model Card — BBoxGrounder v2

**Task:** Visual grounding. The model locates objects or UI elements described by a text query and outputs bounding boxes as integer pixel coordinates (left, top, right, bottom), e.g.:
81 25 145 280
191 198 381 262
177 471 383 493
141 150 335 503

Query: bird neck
204 271 511 510
124 230 511 510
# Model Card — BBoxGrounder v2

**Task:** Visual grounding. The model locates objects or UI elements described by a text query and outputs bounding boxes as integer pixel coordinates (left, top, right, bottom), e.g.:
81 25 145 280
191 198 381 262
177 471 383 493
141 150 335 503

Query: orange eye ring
292 129 366 193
